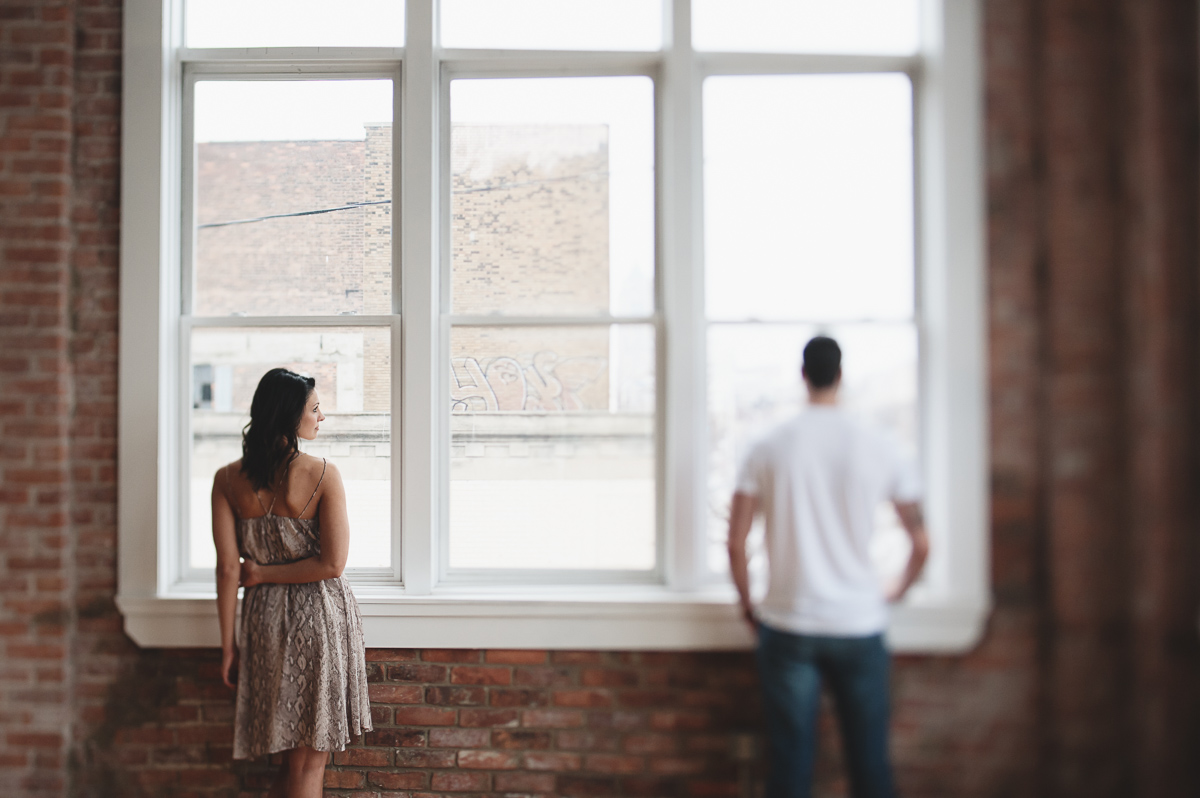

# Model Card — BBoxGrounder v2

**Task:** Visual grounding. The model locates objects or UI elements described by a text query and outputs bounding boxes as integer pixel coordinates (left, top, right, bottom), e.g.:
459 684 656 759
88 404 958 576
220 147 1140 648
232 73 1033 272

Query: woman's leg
285 746 329 798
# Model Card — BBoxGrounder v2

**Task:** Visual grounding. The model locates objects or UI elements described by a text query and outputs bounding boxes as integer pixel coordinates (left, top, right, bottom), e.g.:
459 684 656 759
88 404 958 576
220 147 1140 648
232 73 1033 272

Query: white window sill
114 588 989 652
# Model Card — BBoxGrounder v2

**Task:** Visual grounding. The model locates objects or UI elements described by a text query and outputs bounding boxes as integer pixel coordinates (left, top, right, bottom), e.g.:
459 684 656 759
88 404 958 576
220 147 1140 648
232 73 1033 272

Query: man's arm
726 491 759 629
888 501 930 602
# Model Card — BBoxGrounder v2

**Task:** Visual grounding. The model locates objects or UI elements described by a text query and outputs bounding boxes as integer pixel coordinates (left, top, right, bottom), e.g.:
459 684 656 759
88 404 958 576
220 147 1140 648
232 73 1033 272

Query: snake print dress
232 475 372 759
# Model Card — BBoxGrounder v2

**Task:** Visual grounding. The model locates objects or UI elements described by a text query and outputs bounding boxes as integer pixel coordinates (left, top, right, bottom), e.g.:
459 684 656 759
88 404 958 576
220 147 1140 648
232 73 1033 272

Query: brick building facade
193 122 612 416
188 121 636 572
2 1 1200 797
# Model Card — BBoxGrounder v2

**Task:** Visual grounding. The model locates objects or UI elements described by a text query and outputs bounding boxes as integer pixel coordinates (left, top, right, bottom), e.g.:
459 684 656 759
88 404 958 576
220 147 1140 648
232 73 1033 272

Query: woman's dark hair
241 368 316 491
801 336 842 388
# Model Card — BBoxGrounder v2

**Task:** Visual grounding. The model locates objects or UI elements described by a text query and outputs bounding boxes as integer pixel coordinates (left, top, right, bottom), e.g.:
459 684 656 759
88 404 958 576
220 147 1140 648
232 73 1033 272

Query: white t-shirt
735 405 921 636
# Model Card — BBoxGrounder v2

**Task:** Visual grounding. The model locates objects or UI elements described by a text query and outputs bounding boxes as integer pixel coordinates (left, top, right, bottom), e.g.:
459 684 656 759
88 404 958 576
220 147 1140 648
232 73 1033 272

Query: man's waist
756 593 887 636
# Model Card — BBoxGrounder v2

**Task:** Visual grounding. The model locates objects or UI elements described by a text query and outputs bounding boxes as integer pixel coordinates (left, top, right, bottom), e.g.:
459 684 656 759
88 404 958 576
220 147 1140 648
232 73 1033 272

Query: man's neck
807 390 839 406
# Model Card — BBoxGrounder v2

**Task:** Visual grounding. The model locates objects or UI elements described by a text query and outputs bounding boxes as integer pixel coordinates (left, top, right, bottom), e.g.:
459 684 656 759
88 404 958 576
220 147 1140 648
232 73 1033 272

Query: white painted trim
706 317 919 326
179 46 405 63
441 50 662 74
115 592 986 652
187 315 397 327
698 52 918 76
660 0 707 591
399 0 440 595
446 314 657 327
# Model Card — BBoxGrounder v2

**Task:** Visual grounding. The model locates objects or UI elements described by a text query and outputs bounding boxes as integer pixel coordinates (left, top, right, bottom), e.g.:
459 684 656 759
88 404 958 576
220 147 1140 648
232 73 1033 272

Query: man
727 335 929 798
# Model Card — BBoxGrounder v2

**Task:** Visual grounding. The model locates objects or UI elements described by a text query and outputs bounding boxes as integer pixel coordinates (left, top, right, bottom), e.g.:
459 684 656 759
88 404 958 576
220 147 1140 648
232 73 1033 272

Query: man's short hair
802 336 842 388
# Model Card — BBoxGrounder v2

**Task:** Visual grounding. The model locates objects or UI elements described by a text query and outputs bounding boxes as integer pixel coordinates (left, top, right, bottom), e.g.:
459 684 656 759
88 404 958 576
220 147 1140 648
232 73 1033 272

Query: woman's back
223 455 328 566
223 453 328 522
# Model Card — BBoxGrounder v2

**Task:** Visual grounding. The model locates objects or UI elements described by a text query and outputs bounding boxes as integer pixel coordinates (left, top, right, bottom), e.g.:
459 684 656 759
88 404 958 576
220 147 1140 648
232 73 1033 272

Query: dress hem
232 724 374 761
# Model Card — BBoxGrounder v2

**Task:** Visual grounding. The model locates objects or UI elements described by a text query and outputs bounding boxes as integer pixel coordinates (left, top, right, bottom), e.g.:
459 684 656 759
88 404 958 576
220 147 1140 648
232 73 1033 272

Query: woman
211 368 372 797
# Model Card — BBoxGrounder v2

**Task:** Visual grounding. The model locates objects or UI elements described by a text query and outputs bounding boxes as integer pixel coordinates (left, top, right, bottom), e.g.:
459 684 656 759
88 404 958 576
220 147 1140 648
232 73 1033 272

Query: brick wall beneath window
2 1 1200 797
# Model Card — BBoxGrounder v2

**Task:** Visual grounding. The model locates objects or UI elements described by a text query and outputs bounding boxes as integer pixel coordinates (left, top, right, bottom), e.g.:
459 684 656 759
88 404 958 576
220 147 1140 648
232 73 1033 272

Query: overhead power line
197 200 391 230
195 170 610 230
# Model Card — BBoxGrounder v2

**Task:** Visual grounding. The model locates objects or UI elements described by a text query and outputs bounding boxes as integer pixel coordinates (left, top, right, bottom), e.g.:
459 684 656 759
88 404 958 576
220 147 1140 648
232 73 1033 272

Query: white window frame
117 0 988 651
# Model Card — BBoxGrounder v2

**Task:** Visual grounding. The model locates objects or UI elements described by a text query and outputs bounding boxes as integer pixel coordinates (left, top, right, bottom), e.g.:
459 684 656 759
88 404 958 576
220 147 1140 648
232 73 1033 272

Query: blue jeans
755 622 896 798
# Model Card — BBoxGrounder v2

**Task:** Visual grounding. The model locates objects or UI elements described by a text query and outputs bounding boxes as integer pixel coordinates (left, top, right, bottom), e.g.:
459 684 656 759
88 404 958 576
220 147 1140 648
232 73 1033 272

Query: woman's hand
239 559 263 589
221 645 239 689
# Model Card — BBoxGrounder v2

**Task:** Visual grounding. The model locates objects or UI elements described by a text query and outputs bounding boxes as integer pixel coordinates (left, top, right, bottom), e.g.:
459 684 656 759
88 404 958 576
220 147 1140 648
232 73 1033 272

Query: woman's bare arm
211 467 241 689
240 462 350 586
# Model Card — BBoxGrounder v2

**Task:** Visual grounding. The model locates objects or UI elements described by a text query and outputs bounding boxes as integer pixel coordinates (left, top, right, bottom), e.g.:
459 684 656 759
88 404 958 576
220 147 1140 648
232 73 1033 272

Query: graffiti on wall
451 352 607 412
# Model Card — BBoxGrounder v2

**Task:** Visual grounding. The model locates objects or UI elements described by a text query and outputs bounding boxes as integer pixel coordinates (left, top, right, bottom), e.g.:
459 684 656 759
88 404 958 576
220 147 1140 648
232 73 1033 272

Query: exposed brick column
1038 1 1135 794
1117 1 1200 794
1028 1 1200 795
0 1 75 796
67 0 122 794
981 0 1046 792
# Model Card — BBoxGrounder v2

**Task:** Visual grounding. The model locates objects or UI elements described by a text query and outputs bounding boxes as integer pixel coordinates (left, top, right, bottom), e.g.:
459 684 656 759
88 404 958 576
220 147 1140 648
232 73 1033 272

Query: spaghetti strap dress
229 460 373 760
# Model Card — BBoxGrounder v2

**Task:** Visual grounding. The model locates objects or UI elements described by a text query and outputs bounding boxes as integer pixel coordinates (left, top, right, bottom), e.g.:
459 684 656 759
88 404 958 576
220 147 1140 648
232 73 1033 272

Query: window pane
704 74 914 321
186 0 404 48
451 78 654 317
706 323 917 579
189 327 392 572
449 325 655 571
693 0 919 54
193 80 393 317
441 0 661 51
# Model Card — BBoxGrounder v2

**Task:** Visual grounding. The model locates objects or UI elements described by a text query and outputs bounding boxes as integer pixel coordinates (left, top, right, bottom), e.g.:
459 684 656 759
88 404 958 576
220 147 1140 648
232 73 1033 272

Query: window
185 78 396 579
704 73 918 586
445 76 658 580
118 0 987 650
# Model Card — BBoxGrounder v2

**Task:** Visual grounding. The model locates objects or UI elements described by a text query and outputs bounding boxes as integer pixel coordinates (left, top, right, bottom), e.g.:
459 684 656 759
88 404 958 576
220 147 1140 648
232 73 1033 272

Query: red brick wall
1 0 120 794
2 1 1199 797
80 648 763 796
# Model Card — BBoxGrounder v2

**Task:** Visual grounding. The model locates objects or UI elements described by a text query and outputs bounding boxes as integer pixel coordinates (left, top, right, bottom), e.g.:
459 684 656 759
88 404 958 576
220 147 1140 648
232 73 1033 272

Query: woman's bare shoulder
293 452 340 482
213 459 244 484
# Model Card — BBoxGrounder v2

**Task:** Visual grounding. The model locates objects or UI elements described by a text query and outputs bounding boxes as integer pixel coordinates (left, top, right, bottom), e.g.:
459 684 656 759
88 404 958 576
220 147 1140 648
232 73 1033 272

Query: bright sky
704 73 914 321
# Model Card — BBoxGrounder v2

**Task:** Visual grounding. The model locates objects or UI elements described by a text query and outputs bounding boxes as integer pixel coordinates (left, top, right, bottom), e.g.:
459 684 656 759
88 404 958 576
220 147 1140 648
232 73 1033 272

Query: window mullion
399 0 440 594
660 0 707 590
